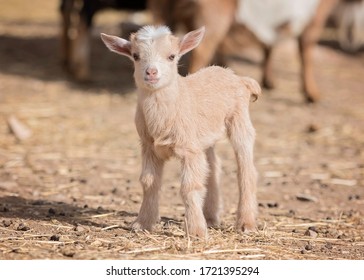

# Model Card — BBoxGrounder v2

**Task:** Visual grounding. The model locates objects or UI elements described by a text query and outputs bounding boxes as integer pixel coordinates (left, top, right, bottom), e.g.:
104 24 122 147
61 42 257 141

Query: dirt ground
0 1 363 260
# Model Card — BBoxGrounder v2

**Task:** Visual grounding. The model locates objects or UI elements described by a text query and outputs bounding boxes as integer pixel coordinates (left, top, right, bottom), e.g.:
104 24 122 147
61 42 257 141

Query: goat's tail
241 76 261 102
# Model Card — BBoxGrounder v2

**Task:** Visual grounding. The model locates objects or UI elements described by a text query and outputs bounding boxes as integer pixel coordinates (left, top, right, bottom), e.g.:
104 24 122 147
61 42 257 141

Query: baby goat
101 26 261 238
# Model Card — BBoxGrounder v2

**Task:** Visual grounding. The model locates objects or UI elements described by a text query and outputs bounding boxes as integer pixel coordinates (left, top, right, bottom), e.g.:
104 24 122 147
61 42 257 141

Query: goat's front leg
68 13 91 81
180 152 209 238
132 145 164 232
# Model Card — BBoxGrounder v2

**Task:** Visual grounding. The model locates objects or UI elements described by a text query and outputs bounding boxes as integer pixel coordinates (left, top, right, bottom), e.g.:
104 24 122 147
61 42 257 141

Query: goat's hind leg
262 46 275 90
132 146 164 232
298 0 338 102
228 108 258 232
203 147 222 227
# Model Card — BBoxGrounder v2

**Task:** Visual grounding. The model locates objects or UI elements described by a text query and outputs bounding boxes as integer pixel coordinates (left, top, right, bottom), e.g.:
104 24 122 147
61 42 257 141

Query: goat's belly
198 125 226 149
149 127 175 159
153 142 174 160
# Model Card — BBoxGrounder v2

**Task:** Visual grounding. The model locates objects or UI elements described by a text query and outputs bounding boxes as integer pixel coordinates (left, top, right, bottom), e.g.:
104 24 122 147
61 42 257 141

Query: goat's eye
168 54 176 61
133 53 140 61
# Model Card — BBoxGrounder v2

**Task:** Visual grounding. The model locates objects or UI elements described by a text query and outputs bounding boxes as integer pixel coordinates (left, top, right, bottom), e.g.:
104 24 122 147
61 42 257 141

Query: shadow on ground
0 195 137 228
0 33 135 94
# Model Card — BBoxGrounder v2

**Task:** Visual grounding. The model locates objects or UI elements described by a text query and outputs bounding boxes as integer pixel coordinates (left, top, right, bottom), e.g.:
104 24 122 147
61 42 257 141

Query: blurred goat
151 0 363 103
60 0 146 80
331 0 364 51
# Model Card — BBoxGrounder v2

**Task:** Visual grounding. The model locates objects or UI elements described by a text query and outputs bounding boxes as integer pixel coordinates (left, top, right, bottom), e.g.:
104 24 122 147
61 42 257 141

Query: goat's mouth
144 78 160 85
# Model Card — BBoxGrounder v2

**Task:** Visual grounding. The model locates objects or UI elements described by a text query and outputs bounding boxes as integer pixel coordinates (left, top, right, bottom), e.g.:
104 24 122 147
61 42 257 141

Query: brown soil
0 0 363 260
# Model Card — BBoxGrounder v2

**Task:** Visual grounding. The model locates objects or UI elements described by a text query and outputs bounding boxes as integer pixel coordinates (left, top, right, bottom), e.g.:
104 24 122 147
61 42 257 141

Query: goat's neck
138 79 180 109
138 80 180 141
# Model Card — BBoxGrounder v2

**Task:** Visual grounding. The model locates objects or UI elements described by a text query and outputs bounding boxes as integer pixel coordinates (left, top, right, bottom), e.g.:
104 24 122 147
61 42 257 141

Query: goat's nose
146 67 158 77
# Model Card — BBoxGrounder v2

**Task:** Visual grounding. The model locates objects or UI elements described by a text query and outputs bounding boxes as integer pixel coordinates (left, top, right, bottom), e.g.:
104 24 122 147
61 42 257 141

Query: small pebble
2 220 12 227
50 235 60 241
267 202 279 208
32 200 47 206
296 194 318 203
62 249 75 258
308 226 318 233
348 195 360 201
307 123 319 133
17 223 30 231
74 225 85 232
48 208 56 215
337 234 345 239
90 240 102 247
304 229 318 238
305 244 313 251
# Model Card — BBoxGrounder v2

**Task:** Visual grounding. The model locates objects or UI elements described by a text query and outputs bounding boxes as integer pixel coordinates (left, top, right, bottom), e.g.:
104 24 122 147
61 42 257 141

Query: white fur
333 1 364 51
236 0 320 45
136 25 171 41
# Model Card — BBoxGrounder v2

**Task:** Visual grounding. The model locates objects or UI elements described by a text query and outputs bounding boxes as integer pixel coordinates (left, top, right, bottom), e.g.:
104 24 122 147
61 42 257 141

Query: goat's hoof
236 220 257 233
186 225 208 240
131 222 143 232
262 77 275 90
305 95 320 103
131 220 151 232
303 89 321 103
205 217 221 228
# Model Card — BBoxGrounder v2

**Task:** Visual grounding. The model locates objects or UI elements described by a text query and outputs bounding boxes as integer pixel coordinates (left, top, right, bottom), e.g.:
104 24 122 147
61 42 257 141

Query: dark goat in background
60 0 146 81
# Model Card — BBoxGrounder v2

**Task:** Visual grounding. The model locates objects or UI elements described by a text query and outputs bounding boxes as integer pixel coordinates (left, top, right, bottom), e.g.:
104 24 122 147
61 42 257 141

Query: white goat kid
101 26 260 238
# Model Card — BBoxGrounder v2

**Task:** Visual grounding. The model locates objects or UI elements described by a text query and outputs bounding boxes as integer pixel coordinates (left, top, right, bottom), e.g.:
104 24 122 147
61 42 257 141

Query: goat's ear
179 26 205 56
100 33 132 58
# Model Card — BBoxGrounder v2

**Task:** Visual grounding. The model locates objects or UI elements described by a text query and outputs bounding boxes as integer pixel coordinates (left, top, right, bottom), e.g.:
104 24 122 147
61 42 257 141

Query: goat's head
101 25 205 91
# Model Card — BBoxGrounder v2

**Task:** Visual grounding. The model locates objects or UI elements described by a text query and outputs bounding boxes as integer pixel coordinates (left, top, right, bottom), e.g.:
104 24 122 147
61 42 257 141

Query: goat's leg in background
60 0 91 81
261 46 276 90
299 0 340 102
188 0 235 72
70 17 91 81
